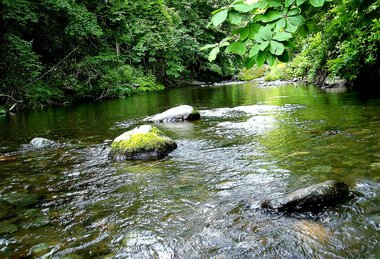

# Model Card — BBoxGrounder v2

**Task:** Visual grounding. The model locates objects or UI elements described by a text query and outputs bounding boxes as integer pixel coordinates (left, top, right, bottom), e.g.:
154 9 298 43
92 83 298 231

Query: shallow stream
0 83 379 258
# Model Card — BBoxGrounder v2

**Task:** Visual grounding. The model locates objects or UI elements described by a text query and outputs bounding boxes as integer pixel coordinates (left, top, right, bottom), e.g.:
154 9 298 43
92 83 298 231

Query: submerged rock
261 180 351 213
3 193 43 208
144 105 200 123
29 137 55 149
0 200 17 220
110 125 177 161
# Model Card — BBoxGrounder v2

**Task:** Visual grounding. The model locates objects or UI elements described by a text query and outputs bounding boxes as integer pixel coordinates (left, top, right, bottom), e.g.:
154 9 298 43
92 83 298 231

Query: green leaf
274 19 287 30
259 41 270 51
249 44 261 58
269 40 285 55
212 10 228 27
285 0 295 7
267 0 282 7
240 27 250 41
296 0 307 5
219 41 230 47
225 41 246 56
273 32 292 41
233 3 255 13
245 57 256 69
260 10 282 22
200 44 217 51
278 50 290 62
285 20 298 32
256 50 267 67
266 53 276 66
288 15 305 26
287 8 301 16
309 0 324 7
258 26 273 41
249 24 262 39
208 47 220 62
228 11 243 25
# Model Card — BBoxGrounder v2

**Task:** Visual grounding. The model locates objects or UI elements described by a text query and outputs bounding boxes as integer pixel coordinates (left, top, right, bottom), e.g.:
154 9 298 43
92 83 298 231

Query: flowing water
0 83 379 258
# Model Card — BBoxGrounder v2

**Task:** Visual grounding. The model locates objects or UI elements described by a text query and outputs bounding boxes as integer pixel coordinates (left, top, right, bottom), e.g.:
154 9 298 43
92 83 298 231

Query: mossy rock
144 105 200 122
110 125 177 161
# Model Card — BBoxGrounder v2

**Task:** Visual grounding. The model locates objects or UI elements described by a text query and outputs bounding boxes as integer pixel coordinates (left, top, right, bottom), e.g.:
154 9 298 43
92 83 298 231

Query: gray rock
261 180 351 213
30 137 55 149
144 105 200 123
110 125 177 161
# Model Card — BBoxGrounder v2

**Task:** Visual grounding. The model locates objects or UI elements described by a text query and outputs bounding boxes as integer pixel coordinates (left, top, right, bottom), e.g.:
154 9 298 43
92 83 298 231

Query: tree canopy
205 0 379 85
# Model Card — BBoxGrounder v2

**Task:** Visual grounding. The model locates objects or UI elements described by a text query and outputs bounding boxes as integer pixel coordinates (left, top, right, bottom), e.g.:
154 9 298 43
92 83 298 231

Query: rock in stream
110 125 177 161
144 105 200 122
261 180 352 213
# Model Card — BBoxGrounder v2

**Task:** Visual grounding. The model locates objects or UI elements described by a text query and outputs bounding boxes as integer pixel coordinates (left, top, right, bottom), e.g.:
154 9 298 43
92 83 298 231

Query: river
0 83 379 258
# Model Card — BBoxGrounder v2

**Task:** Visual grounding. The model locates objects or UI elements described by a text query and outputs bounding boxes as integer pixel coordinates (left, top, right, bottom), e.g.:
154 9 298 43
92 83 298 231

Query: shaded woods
0 0 238 109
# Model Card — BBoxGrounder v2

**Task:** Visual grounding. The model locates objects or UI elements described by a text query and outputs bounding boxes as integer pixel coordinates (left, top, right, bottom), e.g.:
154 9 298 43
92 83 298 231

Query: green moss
111 127 173 154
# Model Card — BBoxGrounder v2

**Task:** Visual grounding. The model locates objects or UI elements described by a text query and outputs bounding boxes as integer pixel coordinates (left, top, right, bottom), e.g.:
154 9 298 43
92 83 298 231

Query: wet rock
0 200 17 220
144 105 200 122
110 125 177 161
29 137 55 149
3 193 43 208
261 180 351 213
0 221 18 234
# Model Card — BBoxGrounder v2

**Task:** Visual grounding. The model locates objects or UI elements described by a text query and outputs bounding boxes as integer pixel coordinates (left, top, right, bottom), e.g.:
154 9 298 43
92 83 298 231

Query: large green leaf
259 41 270 51
256 50 267 67
287 8 301 16
273 32 292 41
249 44 261 58
225 41 246 56
249 24 262 39
228 11 243 25
258 26 273 41
266 52 276 66
245 56 257 69
267 0 282 7
208 47 220 62
212 10 228 27
285 20 298 32
269 40 285 55
309 0 324 7
240 26 250 41
288 15 305 26
296 0 307 5
285 0 295 7
233 3 255 13
260 10 282 22
274 18 286 30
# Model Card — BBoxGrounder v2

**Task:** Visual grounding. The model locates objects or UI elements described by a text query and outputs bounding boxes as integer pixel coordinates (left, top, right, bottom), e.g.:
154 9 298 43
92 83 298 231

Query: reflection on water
0 83 379 257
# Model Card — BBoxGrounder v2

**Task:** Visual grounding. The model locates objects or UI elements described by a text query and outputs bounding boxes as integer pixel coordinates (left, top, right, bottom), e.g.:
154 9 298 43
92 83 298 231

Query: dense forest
0 0 379 110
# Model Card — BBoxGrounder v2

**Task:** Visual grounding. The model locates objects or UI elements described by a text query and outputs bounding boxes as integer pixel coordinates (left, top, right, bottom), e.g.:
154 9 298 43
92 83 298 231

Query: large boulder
261 180 351 213
144 105 200 123
110 125 177 161
30 137 55 149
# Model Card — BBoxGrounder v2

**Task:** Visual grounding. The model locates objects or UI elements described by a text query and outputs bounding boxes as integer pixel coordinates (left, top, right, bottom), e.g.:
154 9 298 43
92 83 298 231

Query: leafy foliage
0 0 237 109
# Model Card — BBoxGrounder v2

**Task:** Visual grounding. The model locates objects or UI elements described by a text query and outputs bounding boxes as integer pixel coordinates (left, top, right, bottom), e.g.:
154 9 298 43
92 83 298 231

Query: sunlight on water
0 83 379 257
